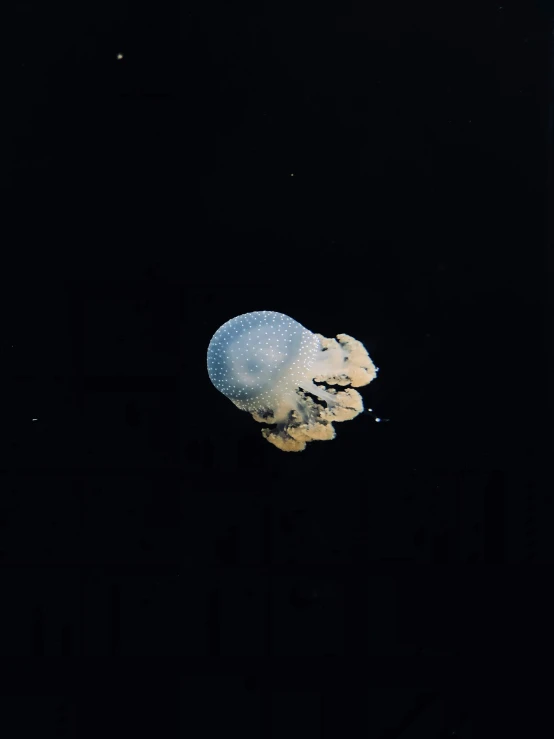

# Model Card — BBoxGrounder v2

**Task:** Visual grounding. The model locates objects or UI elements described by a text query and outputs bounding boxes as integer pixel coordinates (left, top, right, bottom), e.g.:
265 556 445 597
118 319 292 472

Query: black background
1 1 552 737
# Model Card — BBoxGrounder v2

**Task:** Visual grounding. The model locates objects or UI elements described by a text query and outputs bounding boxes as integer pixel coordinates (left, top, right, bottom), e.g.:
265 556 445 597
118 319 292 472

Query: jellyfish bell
207 310 378 452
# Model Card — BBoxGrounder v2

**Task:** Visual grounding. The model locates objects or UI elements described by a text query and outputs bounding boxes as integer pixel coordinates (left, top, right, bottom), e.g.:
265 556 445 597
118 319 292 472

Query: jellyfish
207 310 378 452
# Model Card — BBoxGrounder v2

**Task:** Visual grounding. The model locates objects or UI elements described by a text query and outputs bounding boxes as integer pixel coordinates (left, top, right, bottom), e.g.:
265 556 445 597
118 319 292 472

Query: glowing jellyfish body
207 311 378 452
